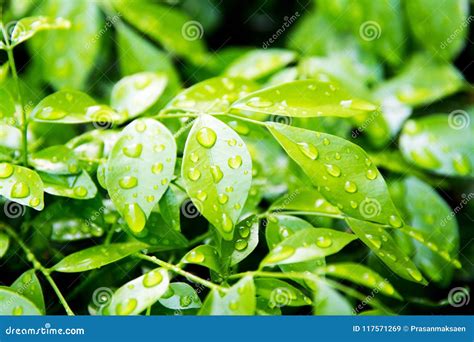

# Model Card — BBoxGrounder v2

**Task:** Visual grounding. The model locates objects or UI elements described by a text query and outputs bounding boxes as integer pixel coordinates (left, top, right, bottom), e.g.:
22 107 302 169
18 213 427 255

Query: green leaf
313 279 353 315
40 170 97 199
52 242 146 273
224 49 297 80
31 90 124 124
164 77 258 114
0 87 16 125
182 245 221 273
0 286 42 315
319 263 401 299
158 282 202 310
255 278 311 307
265 214 314 250
270 188 341 217
405 0 469 60
261 227 357 267
29 0 102 89
113 0 208 65
267 123 402 226
11 270 46 314
399 114 474 177
108 268 169 315
0 163 44 210
158 184 185 233
106 118 176 237
182 114 252 240
111 72 168 119
221 215 259 266
346 217 427 284
373 54 464 107
199 275 255 315
231 80 377 118
0 232 10 258
29 145 81 175
10 16 71 47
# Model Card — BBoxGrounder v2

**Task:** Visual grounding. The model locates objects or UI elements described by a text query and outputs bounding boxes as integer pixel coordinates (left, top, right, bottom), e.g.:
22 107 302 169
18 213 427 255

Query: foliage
0 0 472 316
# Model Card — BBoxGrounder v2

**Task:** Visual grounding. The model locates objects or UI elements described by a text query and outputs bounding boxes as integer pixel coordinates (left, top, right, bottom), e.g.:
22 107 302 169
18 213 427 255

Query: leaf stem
136 253 227 293
224 113 268 127
227 270 317 282
0 224 75 315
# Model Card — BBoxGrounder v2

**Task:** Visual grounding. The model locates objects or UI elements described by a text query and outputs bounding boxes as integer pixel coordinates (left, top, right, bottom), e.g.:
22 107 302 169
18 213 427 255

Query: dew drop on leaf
196 127 217 148
316 236 332 248
186 250 205 263
234 239 248 251
366 169 377 180
228 156 242 169
10 181 30 198
221 213 234 232
0 163 13 178
210 165 223 183
325 164 341 177
123 143 143 158
297 142 318 160
151 162 163 174
344 181 357 193
123 203 146 234
218 193 229 204
116 298 138 315
119 176 138 189
143 270 163 288
187 168 201 181
389 215 403 228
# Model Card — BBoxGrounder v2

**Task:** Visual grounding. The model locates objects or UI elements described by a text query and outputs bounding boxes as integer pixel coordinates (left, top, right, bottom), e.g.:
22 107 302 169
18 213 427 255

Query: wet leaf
40 170 97 200
29 145 81 175
221 215 259 266
182 115 252 240
0 286 42 315
255 278 311 307
182 245 221 273
265 214 314 250
10 16 71 47
11 269 45 314
313 279 352 315
158 282 202 310
0 87 16 124
0 163 44 210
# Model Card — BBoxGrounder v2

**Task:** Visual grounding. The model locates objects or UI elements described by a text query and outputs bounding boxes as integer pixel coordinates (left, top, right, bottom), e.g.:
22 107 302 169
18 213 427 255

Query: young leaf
0 286 42 315
265 214 314 250
10 16 71 47
231 80 377 118
221 215 259 266
40 170 97 200
106 118 176 237
312 279 353 315
111 72 168 119
224 49 297 80
267 123 402 226
255 278 311 307
0 232 10 258
182 115 252 240
52 242 146 273
199 276 256 315
405 0 469 60
261 227 357 267
182 245 221 273
158 282 202 310
319 263 401 299
29 145 81 175
164 77 258 114
399 114 474 177
107 268 169 315
346 217 427 284
31 90 124 124
11 269 46 314
0 163 44 210
158 184 186 233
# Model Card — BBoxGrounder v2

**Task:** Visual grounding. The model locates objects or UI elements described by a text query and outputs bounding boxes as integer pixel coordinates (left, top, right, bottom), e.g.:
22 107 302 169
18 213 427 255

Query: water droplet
265 245 295 264
180 296 192 307
190 152 199 163
218 193 229 204
116 298 137 315
325 164 341 177
210 165 223 183
365 234 381 249
196 190 207 201
350 201 358 209
389 215 403 228
151 162 163 174
36 106 67 120
228 156 242 169
323 138 330 146
233 203 241 210
146 195 155 203
407 268 423 282
452 154 471 176
196 127 217 148
228 300 239 311
186 250 205 263
68 163 79 174
404 120 419 135
235 239 248 251
221 213 233 232
334 152 341 160
239 225 250 238
11 181 30 198
187 168 201 181
344 181 357 193
279 227 291 239
134 76 151 89
135 121 146 132
246 98 273 108
143 269 163 287
386 253 398 262
154 144 165 152
12 306 23 315
225 186 234 193
161 178 168 186
297 142 318 160
227 139 237 146
29 197 40 207
366 169 377 180
123 143 143 158
123 203 146 234
0 163 14 178
119 176 138 189
316 236 332 248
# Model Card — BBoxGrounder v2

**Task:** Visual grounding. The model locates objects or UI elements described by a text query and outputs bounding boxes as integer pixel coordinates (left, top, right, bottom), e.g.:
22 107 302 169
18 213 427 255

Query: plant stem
3 43 28 166
224 113 268 127
136 253 227 293
228 270 317 282
0 224 75 315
